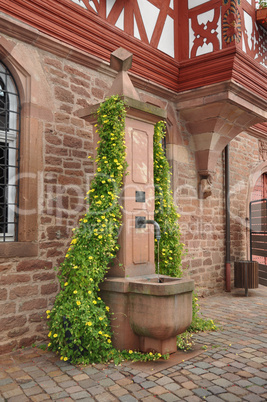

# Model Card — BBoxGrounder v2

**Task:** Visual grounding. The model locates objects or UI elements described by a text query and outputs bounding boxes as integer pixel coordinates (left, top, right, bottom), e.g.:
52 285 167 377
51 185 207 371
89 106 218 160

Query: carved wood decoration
0 0 266 95
71 0 176 58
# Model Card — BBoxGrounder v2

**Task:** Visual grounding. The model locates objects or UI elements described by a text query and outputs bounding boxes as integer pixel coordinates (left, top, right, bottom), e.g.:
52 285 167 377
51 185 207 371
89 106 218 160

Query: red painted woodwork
256 8 267 30
0 0 266 100
178 47 267 101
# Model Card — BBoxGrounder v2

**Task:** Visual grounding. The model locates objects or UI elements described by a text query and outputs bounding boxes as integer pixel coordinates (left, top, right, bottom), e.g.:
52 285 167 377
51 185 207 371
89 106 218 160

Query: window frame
0 61 21 242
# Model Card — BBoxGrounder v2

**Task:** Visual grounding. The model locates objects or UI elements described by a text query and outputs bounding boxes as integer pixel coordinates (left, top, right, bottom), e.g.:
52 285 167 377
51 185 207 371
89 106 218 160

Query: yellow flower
89 256 93 260
149 352 153 356
158 353 161 357
46 310 51 314
86 321 92 326
71 238 77 244
65 254 69 258
106 306 110 312
60 356 63 360
47 315 50 319
83 219 88 223
98 235 102 239
98 297 101 300
53 334 58 338
93 300 97 304
98 331 103 335
76 301 81 306
48 343 51 347
107 339 112 343
90 278 93 282
129 350 133 354
88 290 92 294
48 331 52 337
73 266 78 269
73 290 77 294
64 282 68 287
64 357 68 361
99 317 103 321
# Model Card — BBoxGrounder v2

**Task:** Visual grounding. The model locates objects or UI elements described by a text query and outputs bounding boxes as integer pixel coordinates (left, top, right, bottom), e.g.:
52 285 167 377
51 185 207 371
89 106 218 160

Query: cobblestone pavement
1 286 266 402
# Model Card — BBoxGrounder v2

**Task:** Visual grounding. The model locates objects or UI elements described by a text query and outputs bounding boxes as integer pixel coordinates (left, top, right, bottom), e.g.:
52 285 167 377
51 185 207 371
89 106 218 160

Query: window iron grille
0 62 20 241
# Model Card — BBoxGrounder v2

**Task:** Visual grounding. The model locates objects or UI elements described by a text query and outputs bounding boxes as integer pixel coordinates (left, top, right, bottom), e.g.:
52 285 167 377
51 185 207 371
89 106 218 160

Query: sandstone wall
0 35 264 353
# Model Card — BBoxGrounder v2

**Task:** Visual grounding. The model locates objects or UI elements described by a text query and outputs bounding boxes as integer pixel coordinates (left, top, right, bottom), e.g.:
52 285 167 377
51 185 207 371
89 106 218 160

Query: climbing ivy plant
47 96 163 364
153 121 184 277
153 121 218 348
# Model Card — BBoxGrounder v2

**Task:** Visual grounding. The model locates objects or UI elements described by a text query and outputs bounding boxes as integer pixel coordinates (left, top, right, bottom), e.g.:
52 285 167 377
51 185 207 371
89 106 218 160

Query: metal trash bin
234 261 259 296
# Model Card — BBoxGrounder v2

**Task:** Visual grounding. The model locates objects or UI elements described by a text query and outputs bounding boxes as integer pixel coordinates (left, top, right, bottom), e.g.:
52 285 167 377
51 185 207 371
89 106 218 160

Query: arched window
0 62 20 241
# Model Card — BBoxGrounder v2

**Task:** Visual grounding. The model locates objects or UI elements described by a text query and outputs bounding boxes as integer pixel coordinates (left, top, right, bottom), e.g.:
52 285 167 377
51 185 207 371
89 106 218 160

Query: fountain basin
100 275 194 354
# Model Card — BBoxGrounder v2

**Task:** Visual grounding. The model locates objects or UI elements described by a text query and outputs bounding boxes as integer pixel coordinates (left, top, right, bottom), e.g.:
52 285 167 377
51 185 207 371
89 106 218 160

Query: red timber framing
0 0 266 99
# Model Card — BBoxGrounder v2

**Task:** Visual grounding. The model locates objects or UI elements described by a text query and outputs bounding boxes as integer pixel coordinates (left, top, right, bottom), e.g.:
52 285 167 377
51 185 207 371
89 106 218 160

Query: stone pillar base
139 336 177 355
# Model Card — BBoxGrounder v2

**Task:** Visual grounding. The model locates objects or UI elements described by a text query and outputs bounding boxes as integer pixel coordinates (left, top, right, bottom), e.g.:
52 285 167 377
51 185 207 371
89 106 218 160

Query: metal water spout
135 216 161 240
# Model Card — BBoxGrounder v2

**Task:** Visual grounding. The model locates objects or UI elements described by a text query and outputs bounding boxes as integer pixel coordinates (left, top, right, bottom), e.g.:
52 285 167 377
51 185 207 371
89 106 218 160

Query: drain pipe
225 144 231 292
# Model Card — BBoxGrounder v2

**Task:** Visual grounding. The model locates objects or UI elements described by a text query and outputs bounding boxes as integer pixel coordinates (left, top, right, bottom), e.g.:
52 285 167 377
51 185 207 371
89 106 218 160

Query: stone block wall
0 35 264 353
0 40 114 354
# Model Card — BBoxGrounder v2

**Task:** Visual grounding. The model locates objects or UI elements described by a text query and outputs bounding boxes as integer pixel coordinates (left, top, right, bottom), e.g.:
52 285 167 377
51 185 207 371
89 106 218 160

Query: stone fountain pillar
77 48 194 354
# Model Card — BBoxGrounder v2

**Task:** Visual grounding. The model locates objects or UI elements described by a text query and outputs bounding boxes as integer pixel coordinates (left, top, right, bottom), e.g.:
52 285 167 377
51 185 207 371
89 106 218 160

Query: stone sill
0 242 38 258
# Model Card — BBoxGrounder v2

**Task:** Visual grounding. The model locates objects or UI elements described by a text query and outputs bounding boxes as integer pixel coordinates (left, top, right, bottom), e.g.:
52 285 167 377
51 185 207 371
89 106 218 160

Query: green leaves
47 96 127 364
154 121 183 278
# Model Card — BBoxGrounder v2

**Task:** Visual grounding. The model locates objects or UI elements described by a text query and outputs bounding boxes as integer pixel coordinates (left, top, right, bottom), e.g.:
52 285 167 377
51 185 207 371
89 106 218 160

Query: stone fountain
77 48 194 355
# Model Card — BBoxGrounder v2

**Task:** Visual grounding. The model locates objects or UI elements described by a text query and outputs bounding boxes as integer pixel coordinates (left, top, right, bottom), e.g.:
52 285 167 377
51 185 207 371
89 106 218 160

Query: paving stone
184 396 202 402
249 376 267 386
242 394 265 402
207 385 225 394
141 381 157 389
212 378 233 388
23 385 44 396
118 394 138 401
43 386 64 395
147 385 167 395
182 380 197 390
108 384 128 397
206 396 226 402
56 380 77 388
193 387 212 397
71 391 92 400
50 390 69 399
226 385 249 396
125 383 142 392
98 378 115 387
95 392 117 401
87 384 106 396
164 382 181 392
159 393 179 402
132 389 150 399
246 385 266 394
155 376 173 386
2 388 24 399
132 375 145 384
173 388 194 398
30 394 51 402
20 380 37 389
0 378 14 386
141 396 162 402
